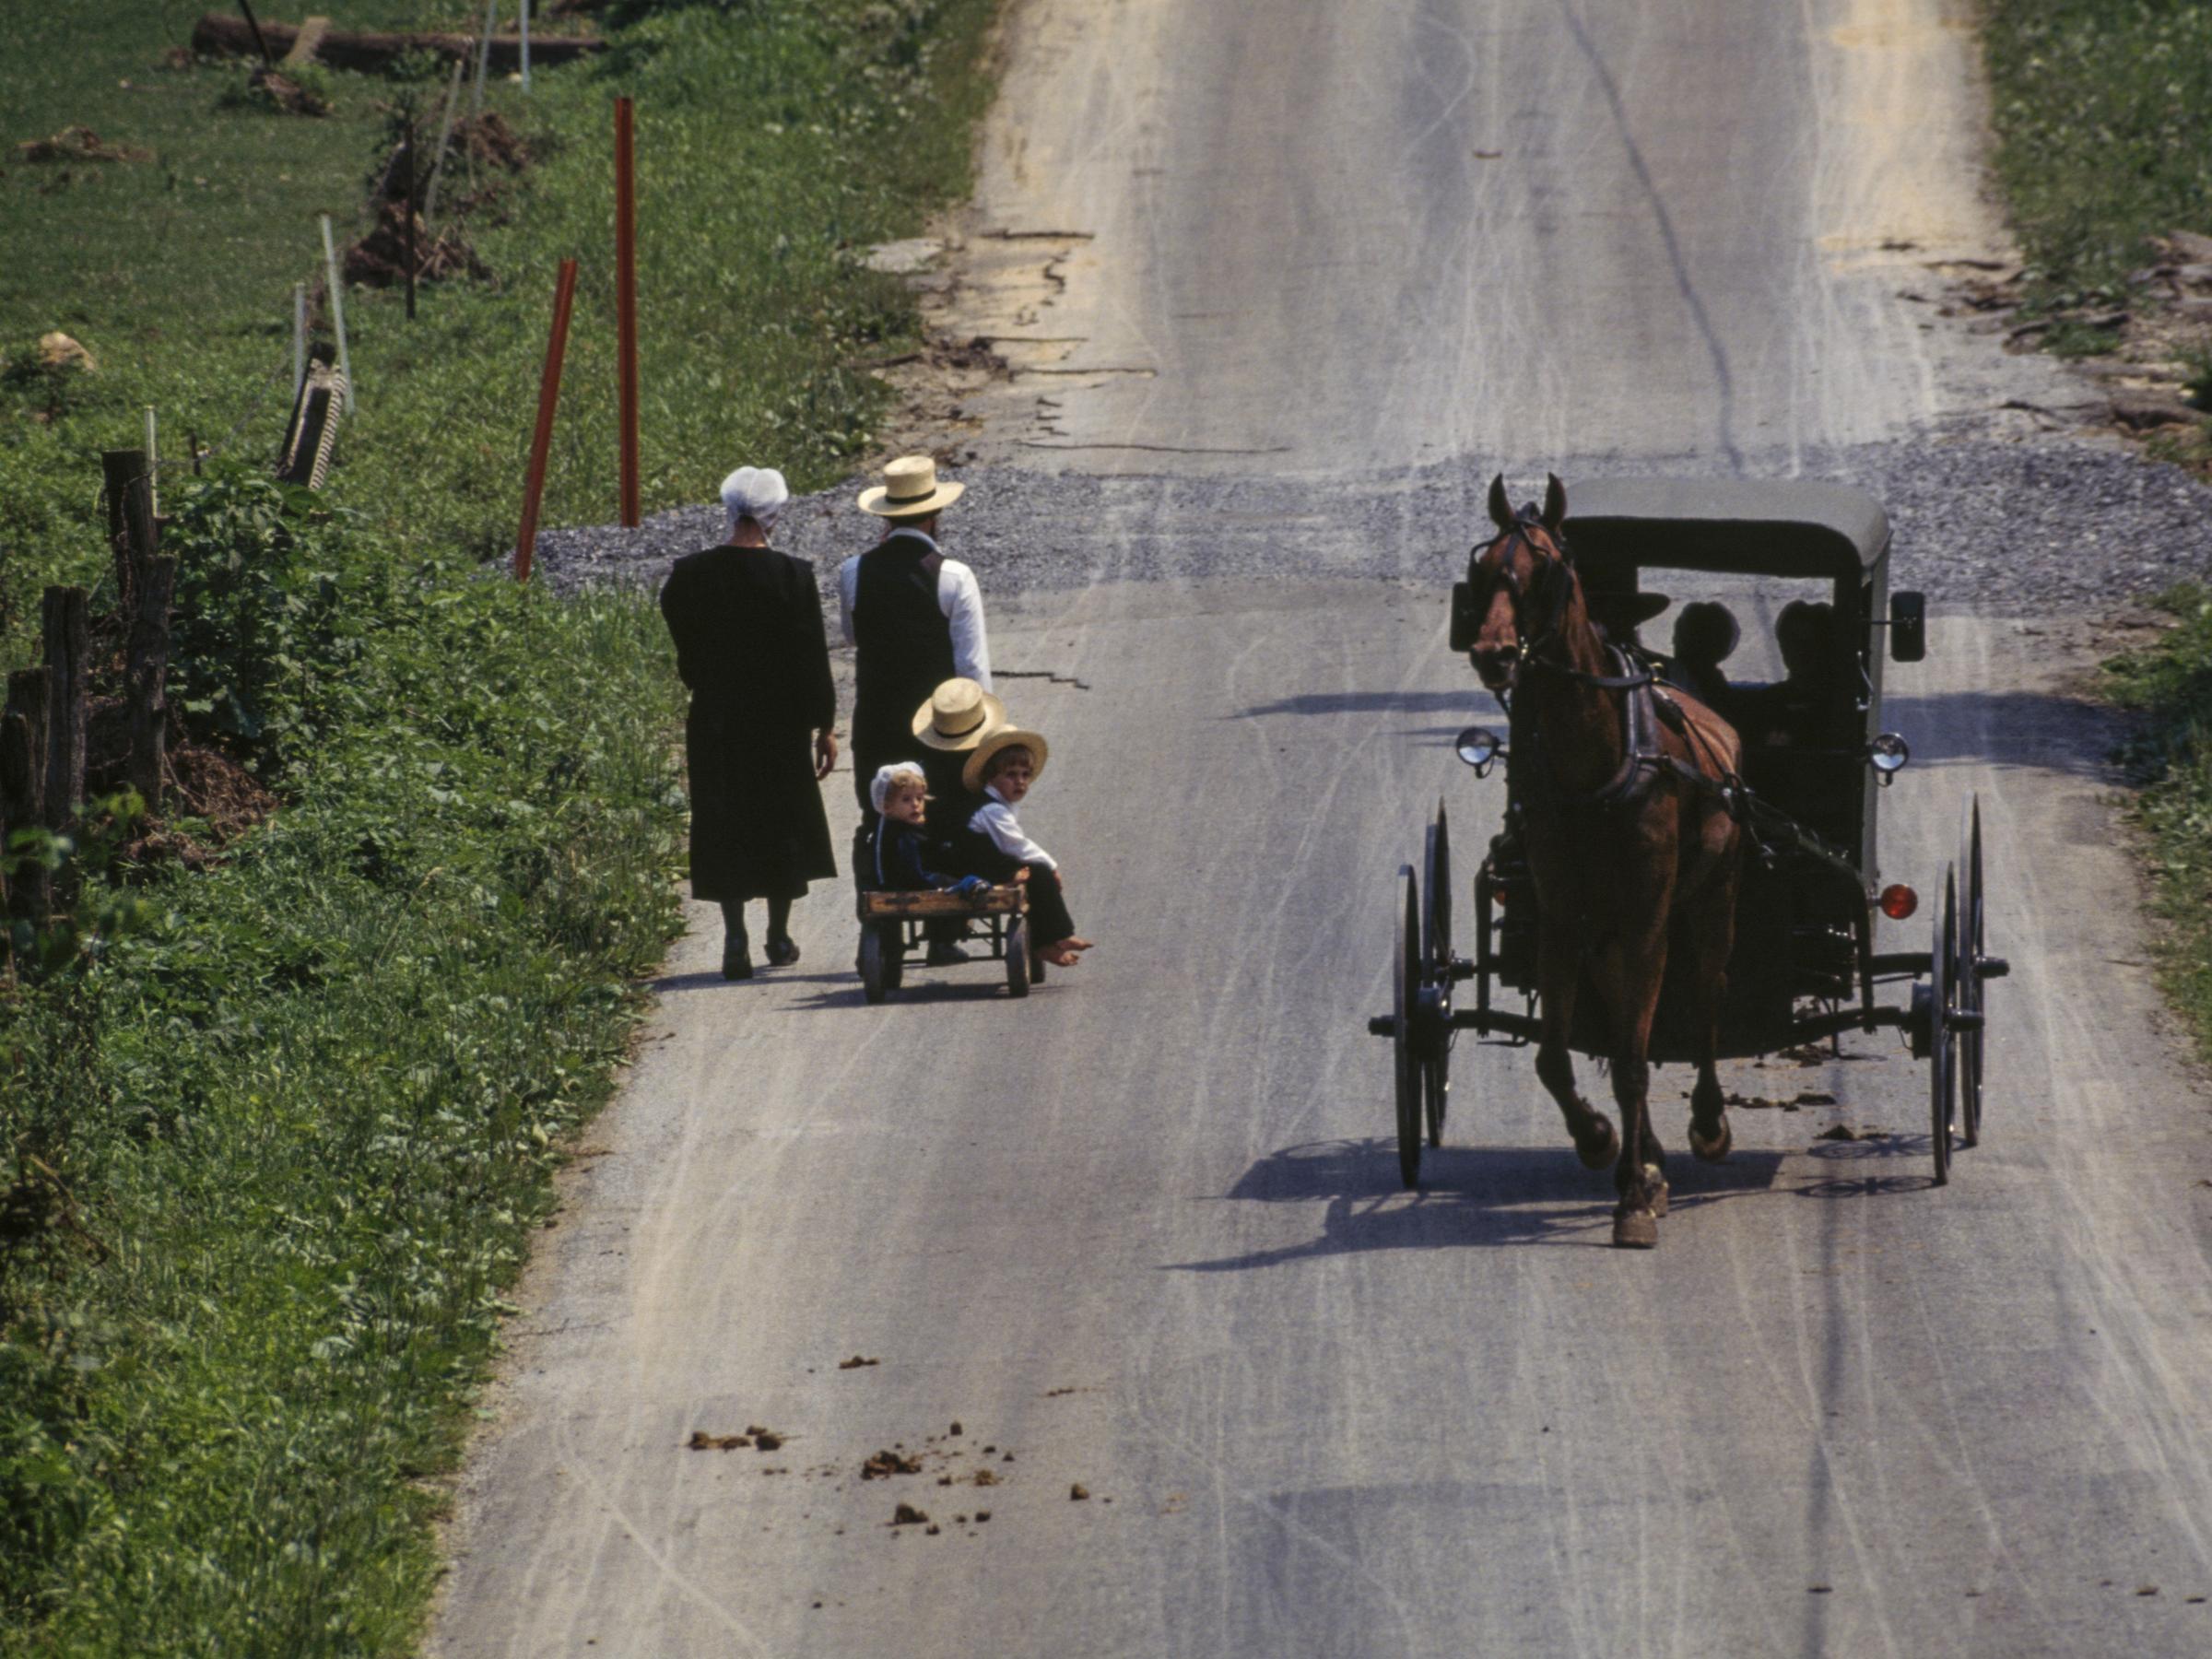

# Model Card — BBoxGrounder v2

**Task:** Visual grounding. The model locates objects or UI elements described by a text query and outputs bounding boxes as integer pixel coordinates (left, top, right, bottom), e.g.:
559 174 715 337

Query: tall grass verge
1982 0 2212 313
1982 5 2212 1061
0 0 999 1649
2108 591 2212 1056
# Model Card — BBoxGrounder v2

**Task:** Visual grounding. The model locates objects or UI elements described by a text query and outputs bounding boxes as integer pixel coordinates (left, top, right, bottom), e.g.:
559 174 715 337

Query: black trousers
1019 865 1076 945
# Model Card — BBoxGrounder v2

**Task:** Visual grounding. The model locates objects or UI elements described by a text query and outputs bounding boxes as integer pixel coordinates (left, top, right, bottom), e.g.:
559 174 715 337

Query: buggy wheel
859 925 888 1005
1958 797 1986 1147
1006 917 1031 999
1421 805 1453 1147
1929 865 1959 1185
1394 865 1422 1188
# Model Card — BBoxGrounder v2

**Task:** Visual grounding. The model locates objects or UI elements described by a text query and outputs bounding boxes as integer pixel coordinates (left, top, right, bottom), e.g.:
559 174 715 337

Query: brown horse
1465 474 1745 1248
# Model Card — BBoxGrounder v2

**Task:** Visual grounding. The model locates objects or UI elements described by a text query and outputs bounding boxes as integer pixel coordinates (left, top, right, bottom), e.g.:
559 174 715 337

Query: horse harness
1474 514 1727 815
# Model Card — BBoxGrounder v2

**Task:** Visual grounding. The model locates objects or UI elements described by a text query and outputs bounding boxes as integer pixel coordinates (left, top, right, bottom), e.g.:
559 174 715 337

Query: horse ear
1542 473 1567 533
1487 474 1512 532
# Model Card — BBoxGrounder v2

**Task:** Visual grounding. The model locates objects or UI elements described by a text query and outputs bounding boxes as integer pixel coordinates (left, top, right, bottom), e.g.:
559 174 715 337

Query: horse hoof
1575 1120 1620 1171
1612 1206 1658 1250
1689 1118 1732 1163
1644 1165 1668 1218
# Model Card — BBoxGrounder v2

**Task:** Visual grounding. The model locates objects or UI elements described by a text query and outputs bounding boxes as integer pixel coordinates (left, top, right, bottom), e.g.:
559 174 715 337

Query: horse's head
1465 472 1575 695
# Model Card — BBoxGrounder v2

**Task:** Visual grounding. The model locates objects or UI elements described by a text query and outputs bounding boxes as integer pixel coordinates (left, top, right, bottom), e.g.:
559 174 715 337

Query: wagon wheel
1006 916 1031 999
1420 805 1453 1148
859 924 888 1005
1928 865 1959 1186
1394 865 1423 1189
1957 797 1986 1147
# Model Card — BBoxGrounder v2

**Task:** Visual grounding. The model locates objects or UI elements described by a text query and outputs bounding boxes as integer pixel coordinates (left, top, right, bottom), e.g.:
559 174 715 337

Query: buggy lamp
1456 725 1507 777
1879 883 1918 920
1868 732 1911 776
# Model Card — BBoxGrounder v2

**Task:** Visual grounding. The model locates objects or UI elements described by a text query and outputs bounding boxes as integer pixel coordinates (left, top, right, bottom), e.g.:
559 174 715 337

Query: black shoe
723 942 753 981
924 942 971 966
765 936 800 968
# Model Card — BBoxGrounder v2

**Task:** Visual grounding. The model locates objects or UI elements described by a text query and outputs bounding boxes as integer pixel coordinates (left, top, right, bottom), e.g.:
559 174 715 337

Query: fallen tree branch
191 12 606 73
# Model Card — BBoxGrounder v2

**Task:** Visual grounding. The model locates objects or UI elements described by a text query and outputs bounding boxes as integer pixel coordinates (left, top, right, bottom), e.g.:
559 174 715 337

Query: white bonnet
720 465 790 531
870 761 926 815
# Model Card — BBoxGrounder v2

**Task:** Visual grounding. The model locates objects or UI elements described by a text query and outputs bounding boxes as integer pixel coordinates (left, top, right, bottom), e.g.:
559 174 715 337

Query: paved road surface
432 2 2212 1654
945 0 2074 472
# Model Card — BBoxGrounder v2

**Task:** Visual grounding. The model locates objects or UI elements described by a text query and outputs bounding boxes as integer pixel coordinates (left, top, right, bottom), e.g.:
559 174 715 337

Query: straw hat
912 677 1006 750
963 727 1048 794
858 454 965 519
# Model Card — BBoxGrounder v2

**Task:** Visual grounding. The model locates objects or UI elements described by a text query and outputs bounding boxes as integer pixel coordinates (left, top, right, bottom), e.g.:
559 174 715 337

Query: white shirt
971 784 1054 871
836 530 992 690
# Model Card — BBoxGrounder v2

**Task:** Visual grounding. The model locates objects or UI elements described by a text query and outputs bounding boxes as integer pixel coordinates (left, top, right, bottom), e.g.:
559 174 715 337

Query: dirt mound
15 125 150 163
344 199 488 288
169 744 277 835
454 111 533 174
243 66 329 118
83 700 277 866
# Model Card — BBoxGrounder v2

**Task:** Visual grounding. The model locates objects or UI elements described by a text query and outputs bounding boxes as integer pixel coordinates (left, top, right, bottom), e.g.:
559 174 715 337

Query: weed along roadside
0 0 999 1649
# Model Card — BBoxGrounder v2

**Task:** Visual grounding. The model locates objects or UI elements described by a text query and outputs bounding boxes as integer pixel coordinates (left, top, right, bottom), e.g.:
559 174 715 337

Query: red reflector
1879 884 1918 920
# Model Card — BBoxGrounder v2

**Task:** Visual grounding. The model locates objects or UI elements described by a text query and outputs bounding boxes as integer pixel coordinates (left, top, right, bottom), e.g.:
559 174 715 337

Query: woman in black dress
660 466 839 979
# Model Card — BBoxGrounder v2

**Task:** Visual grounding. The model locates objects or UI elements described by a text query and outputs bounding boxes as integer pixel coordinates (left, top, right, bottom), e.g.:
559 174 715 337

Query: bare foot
1041 936 1093 967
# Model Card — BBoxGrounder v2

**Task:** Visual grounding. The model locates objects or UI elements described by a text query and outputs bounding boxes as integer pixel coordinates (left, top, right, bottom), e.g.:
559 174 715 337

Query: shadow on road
1165 1132 1939 1268
650 969 853 994
1226 689 1501 721
1880 688 2121 781
785 976 1034 1010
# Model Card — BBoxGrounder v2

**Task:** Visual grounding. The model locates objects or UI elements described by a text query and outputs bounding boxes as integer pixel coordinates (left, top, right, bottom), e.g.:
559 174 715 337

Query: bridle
1468 512 1653 693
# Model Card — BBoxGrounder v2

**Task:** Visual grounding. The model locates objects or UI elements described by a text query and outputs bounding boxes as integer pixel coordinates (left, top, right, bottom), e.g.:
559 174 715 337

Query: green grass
0 0 998 1650
4 0 997 651
2107 592 2212 1053
1982 0 2212 312
1981 4 2212 1065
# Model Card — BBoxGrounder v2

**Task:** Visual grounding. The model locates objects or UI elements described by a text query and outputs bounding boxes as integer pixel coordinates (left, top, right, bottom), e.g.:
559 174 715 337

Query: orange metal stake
515 257 580 582
615 96 641 528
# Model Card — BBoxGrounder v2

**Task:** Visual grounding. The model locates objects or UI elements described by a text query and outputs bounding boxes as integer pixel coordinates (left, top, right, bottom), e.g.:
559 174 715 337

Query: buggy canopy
1562 477 1891 582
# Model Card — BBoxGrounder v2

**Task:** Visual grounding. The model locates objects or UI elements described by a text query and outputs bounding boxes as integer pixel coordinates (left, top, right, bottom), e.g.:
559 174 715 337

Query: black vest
851 533 956 739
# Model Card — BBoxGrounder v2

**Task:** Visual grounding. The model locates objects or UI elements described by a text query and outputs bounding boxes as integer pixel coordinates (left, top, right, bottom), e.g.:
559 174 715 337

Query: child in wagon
956 727 1092 968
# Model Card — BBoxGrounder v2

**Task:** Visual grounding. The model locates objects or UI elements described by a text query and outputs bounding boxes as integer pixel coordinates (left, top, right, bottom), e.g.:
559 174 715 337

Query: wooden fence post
102 448 157 616
2 667 53 926
40 586 89 829
126 558 177 811
99 452 175 812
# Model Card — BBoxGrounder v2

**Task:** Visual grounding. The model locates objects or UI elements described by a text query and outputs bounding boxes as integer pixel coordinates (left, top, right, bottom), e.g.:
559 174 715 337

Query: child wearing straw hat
900 677 1004 963
955 727 1092 969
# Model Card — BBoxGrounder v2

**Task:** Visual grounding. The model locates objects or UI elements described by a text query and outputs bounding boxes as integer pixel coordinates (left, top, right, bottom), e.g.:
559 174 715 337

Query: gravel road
441 2 2212 1654
535 435 2212 615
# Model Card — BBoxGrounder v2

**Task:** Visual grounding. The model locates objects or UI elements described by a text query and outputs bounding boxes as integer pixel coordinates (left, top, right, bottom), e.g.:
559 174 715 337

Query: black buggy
1372 478 2006 1188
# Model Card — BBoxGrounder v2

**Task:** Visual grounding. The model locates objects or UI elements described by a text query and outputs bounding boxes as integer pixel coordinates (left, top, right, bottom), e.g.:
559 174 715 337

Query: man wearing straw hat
837 455 993 817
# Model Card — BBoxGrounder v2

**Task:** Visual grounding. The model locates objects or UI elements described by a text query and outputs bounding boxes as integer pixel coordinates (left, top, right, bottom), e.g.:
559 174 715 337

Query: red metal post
515 258 580 582
614 96 641 528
